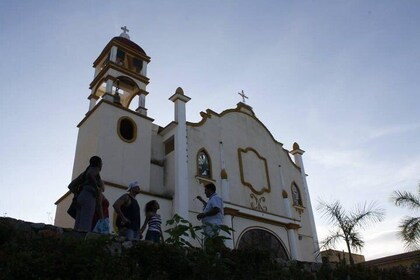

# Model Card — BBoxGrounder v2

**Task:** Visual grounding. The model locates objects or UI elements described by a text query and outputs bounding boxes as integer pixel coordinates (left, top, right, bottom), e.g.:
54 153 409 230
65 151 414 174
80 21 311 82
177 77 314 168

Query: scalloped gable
187 103 283 146
187 103 302 171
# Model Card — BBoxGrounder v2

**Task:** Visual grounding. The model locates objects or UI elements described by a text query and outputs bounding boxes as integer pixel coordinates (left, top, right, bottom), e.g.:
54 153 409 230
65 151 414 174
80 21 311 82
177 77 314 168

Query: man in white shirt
196 183 224 238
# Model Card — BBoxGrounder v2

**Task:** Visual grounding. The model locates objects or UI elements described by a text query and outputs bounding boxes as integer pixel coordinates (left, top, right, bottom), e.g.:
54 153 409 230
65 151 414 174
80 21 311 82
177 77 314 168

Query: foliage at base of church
0 218 417 280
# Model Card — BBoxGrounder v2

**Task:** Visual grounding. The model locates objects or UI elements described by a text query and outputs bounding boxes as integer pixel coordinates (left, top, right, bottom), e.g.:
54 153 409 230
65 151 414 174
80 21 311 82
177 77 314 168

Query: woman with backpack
74 156 104 232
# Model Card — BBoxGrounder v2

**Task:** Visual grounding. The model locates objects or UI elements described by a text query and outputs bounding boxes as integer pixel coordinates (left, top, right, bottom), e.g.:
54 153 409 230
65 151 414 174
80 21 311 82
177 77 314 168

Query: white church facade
54 28 320 262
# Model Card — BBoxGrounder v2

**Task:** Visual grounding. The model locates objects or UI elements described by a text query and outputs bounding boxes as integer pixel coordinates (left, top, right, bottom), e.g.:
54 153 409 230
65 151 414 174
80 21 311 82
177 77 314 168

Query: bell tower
88 26 151 115
71 27 155 192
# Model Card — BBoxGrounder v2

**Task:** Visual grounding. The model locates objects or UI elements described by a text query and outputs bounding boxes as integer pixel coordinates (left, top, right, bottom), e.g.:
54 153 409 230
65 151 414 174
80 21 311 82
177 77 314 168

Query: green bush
0 220 417 280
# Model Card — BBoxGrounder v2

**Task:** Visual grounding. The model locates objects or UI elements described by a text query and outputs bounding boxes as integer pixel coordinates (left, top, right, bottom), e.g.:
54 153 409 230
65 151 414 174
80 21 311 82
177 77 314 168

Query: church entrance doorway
237 228 289 260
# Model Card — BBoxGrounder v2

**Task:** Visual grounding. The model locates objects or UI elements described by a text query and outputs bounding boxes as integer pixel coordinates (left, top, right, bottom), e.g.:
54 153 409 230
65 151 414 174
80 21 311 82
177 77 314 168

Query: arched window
237 228 289 260
291 183 303 206
197 149 211 178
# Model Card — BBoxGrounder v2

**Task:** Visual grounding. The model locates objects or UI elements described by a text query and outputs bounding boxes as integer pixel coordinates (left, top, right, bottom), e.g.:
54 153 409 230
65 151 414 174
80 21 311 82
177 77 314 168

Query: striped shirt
147 214 162 232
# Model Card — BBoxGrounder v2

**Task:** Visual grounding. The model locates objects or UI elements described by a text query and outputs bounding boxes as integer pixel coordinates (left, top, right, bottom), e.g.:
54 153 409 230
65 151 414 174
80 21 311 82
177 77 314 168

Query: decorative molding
293 205 305 215
238 147 271 195
250 193 267 212
220 168 228 180
195 176 216 185
93 38 151 68
225 202 300 221
186 105 283 146
77 99 154 128
223 207 300 230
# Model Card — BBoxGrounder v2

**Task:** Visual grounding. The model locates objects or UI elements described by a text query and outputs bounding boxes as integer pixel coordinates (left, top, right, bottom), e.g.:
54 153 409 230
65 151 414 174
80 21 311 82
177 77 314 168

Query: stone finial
175 87 184 95
169 86 190 103
291 142 305 155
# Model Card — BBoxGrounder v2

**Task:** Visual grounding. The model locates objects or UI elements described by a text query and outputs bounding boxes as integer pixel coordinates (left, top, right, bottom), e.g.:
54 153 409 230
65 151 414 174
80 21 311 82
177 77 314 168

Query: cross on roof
238 90 248 103
121 26 129 34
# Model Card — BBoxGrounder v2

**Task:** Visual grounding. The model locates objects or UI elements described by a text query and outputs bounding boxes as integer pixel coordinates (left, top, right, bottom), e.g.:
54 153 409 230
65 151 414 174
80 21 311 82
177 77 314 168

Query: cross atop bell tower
87 27 151 116
238 90 248 103
120 26 130 39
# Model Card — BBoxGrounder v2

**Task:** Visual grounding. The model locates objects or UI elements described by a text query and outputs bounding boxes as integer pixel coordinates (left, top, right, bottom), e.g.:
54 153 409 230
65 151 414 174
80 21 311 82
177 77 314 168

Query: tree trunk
345 238 354 266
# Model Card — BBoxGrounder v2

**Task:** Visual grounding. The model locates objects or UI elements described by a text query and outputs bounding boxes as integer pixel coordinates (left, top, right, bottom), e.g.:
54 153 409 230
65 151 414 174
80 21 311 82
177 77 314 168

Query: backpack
67 170 87 194
67 169 88 219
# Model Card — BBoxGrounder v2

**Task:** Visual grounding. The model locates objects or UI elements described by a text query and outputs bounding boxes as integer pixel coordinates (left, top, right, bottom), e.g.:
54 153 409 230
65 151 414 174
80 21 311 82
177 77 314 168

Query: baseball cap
128 181 140 191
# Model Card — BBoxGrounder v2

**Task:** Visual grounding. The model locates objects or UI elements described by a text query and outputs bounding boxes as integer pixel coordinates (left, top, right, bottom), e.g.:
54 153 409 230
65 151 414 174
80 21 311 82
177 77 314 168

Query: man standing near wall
196 183 224 238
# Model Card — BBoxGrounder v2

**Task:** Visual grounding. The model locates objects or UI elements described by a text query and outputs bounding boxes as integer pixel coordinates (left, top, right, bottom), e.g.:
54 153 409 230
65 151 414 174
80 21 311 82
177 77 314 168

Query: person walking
113 181 142 240
74 156 103 232
196 183 224 238
140 200 164 243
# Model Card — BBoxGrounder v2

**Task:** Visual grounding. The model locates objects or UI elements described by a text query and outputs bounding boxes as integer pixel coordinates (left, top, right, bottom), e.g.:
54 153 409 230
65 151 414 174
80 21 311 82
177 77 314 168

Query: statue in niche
291 184 302 206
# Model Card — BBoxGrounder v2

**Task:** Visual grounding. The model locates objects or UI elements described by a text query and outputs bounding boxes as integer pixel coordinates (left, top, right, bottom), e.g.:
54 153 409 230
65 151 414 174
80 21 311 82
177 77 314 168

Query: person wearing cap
113 181 142 240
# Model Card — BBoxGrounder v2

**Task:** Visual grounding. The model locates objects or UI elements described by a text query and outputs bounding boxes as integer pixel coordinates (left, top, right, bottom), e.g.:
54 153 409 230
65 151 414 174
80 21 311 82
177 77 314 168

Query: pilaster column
290 142 321 262
103 79 114 102
223 214 234 249
219 141 230 202
282 190 300 260
169 87 191 220
136 92 148 116
110 46 117 63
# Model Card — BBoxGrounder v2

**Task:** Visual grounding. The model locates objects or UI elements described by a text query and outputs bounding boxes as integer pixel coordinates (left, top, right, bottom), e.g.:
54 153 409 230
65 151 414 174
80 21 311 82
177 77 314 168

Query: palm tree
317 200 385 265
391 184 420 250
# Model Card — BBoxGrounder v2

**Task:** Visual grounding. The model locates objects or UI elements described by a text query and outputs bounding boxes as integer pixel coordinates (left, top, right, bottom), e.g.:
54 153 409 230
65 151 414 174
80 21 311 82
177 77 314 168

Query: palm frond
317 200 347 229
349 201 385 230
392 189 420 210
320 231 343 250
348 231 364 252
399 216 420 249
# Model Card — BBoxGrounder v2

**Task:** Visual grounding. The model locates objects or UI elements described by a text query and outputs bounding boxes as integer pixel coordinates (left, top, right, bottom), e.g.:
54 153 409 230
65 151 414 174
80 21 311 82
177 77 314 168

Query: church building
54 27 320 262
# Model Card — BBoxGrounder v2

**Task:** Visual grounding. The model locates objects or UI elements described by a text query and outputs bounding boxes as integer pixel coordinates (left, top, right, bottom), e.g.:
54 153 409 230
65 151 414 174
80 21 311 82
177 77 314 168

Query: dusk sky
1 1 419 260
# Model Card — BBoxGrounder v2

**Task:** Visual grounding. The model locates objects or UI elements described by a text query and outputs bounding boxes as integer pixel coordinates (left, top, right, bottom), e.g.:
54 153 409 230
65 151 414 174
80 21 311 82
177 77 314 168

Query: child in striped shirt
141 200 164 243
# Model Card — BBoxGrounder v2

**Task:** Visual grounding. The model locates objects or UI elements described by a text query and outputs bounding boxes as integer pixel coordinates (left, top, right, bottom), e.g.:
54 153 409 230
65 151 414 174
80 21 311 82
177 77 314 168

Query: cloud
366 123 420 140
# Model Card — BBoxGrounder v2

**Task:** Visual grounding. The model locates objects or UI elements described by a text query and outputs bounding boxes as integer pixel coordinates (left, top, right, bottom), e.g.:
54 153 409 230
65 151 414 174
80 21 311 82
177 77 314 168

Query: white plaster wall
73 102 153 191
187 111 304 219
164 151 175 198
186 109 317 262
54 194 74 228
298 235 318 262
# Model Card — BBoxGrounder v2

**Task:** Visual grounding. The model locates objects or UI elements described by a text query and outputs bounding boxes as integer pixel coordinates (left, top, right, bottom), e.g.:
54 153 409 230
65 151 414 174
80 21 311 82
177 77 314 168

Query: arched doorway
237 228 289 260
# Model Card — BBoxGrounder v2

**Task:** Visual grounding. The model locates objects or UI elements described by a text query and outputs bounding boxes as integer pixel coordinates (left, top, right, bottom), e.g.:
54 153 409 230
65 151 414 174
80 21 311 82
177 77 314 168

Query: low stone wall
0 217 139 254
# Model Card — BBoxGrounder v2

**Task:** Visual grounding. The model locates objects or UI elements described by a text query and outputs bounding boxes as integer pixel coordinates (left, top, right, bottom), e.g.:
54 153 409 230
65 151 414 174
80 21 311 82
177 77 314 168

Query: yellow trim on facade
77 99 154 128
224 207 301 230
238 147 271 195
225 202 300 222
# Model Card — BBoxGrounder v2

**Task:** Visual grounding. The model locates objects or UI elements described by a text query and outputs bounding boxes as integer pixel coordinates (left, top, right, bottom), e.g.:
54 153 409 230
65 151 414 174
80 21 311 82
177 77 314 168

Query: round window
118 117 137 142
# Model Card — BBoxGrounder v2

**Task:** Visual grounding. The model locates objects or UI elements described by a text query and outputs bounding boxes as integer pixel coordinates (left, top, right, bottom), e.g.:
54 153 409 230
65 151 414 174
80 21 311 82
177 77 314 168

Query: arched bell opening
90 76 141 109
114 76 140 108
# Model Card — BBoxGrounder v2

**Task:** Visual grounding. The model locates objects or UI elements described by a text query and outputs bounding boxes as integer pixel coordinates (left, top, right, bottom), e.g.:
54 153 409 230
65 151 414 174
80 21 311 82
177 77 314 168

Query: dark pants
145 230 160 243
